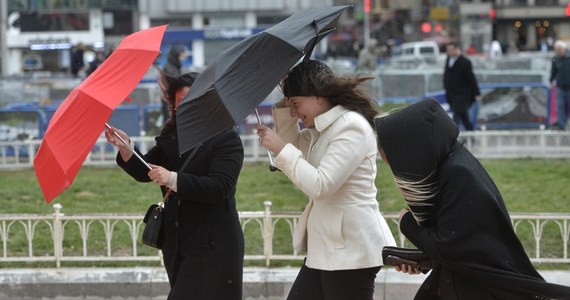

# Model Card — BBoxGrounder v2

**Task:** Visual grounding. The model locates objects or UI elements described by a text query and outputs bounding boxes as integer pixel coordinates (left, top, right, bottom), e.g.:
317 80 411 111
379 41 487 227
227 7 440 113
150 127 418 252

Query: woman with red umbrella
105 72 245 300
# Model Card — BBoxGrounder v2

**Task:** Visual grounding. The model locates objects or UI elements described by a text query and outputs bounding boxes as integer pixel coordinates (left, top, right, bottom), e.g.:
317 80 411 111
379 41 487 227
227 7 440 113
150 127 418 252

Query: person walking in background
70 42 86 78
550 40 570 130
443 42 481 131
85 51 106 78
375 99 570 300
163 45 188 76
160 45 189 122
489 40 503 60
256 60 396 300
105 72 245 300
357 38 379 71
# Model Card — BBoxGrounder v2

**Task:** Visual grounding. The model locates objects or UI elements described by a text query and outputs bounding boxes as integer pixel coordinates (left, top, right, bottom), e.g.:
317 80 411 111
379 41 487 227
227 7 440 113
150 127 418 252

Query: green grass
1 159 569 269
1 159 569 215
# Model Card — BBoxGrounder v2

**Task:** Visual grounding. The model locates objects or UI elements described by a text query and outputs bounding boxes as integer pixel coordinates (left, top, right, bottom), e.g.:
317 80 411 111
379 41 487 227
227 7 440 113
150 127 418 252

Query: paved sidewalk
0 267 568 299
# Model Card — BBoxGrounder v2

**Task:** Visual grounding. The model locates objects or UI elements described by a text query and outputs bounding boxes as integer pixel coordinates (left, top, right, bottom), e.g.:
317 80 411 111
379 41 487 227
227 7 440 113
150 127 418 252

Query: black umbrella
176 5 350 155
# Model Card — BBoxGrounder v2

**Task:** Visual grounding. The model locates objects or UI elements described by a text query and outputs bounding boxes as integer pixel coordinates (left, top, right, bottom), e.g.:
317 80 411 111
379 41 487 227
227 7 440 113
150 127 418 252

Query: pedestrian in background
70 42 86 78
550 40 570 130
85 51 106 78
105 72 245 300
443 42 481 131
357 38 379 72
256 60 396 300
160 45 189 122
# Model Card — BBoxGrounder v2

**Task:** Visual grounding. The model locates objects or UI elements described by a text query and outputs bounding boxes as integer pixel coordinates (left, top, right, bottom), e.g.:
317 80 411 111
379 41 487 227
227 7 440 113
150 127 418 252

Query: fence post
480 125 488 155
27 139 34 167
263 200 273 267
53 203 63 268
539 125 546 156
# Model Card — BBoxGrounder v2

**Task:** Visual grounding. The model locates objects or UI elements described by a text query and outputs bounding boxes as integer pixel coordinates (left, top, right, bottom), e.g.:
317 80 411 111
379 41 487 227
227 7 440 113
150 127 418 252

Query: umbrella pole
105 123 152 170
254 109 279 172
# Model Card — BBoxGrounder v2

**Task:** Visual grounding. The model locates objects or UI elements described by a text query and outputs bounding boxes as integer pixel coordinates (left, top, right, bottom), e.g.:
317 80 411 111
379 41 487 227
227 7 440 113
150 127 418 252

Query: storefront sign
203 28 254 40
28 36 72 50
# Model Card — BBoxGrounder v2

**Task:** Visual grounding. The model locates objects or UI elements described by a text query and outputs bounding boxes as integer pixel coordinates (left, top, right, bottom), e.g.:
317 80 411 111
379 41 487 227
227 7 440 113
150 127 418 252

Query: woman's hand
104 126 130 149
256 124 286 154
395 264 422 275
148 164 171 186
105 125 133 162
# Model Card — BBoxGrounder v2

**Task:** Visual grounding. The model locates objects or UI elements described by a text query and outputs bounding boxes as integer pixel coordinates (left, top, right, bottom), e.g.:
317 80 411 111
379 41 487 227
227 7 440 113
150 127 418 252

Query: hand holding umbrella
104 124 151 170
254 109 280 172
256 123 285 169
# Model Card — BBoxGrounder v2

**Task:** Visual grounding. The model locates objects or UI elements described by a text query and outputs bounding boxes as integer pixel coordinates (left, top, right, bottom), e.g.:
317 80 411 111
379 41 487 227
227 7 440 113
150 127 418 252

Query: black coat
443 55 480 114
550 53 570 89
117 127 245 300
376 99 570 300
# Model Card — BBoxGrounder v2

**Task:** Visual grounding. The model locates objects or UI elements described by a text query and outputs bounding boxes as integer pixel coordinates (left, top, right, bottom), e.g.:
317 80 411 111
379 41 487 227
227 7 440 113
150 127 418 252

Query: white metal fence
1 130 570 170
0 201 569 268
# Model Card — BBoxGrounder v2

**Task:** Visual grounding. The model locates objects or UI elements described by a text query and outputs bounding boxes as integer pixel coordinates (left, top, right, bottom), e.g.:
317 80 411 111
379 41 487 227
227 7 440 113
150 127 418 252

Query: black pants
287 262 381 300
452 110 473 131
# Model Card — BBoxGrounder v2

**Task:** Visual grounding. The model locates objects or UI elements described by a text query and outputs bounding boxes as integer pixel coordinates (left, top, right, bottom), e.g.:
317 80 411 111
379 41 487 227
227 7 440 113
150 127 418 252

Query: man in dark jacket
550 40 570 130
375 99 570 300
443 42 480 131
70 42 86 78
85 51 106 78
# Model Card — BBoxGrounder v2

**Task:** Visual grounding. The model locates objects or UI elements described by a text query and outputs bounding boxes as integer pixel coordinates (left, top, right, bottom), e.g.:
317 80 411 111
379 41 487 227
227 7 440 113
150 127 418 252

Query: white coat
273 104 396 271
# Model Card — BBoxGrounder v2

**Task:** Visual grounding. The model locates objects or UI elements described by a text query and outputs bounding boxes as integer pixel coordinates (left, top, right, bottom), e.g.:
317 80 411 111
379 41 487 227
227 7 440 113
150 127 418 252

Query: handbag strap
162 143 203 203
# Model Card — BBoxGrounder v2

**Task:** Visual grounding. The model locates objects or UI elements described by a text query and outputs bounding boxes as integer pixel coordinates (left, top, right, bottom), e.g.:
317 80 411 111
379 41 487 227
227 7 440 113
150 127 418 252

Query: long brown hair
282 60 379 128
158 71 198 135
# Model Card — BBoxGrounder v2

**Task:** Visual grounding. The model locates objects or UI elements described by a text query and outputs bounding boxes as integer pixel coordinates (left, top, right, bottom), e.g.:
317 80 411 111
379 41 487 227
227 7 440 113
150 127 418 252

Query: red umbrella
34 25 167 203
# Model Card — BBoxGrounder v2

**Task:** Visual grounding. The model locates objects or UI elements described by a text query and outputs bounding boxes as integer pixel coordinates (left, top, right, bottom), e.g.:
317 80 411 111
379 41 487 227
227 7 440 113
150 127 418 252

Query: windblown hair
157 70 198 135
392 172 439 224
324 76 379 128
281 60 379 128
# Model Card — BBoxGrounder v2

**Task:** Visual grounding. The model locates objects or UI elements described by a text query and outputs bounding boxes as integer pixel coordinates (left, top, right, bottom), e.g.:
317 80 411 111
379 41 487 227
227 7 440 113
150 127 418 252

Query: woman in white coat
256 60 396 300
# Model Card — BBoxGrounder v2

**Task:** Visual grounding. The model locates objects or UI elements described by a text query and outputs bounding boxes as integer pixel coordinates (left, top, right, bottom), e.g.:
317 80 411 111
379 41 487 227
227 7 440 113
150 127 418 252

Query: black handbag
140 145 201 250
142 190 171 249
382 246 434 274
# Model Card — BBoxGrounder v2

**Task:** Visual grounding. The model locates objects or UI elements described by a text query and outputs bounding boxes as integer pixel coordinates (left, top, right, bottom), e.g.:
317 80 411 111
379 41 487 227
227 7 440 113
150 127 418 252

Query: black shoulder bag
142 145 201 249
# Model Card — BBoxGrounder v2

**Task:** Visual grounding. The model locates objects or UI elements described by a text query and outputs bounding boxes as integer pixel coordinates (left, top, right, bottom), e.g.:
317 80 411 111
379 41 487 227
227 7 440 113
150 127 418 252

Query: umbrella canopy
34 25 167 203
176 5 350 154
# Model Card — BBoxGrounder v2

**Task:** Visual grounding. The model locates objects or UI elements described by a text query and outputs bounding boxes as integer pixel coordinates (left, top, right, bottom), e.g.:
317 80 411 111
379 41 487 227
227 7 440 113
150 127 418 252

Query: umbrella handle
105 123 152 170
254 109 280 172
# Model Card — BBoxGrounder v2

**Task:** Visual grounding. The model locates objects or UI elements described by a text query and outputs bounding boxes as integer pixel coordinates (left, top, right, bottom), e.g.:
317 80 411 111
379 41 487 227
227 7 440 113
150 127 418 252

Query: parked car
390 41 441 65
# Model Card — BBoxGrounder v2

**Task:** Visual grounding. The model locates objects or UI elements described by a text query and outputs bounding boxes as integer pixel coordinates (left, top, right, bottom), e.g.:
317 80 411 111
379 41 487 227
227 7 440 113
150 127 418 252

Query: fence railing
0 201 569 268
1 130 570 170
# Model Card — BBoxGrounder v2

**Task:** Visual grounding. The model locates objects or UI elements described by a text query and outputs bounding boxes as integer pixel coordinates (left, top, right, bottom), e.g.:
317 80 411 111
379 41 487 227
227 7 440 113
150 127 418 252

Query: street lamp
0 0 8 77
363 0 371 48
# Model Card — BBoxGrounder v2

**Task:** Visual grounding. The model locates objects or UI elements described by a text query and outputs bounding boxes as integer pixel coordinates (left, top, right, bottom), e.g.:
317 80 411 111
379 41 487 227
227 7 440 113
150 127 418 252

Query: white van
391 41 441 64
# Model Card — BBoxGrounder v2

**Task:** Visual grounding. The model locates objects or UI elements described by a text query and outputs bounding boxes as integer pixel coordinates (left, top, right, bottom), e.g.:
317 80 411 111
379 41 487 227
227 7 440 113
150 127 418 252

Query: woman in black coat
105 72 245 300
375 99 570 299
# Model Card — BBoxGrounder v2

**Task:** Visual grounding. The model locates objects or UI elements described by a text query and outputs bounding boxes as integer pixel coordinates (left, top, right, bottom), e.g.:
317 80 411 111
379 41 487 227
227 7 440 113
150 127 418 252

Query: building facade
3 0 333 75
493 0 570 52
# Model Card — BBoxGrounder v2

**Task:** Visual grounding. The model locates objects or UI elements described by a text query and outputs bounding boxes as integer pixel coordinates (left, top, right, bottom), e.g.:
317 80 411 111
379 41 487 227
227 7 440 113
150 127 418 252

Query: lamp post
363 0 371 48
0 0 8 76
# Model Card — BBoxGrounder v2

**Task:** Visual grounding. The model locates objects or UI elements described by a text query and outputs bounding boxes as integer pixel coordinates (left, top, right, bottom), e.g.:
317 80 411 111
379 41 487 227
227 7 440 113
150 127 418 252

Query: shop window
103 10 133 35
535 0 558 5
19 11 89 32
